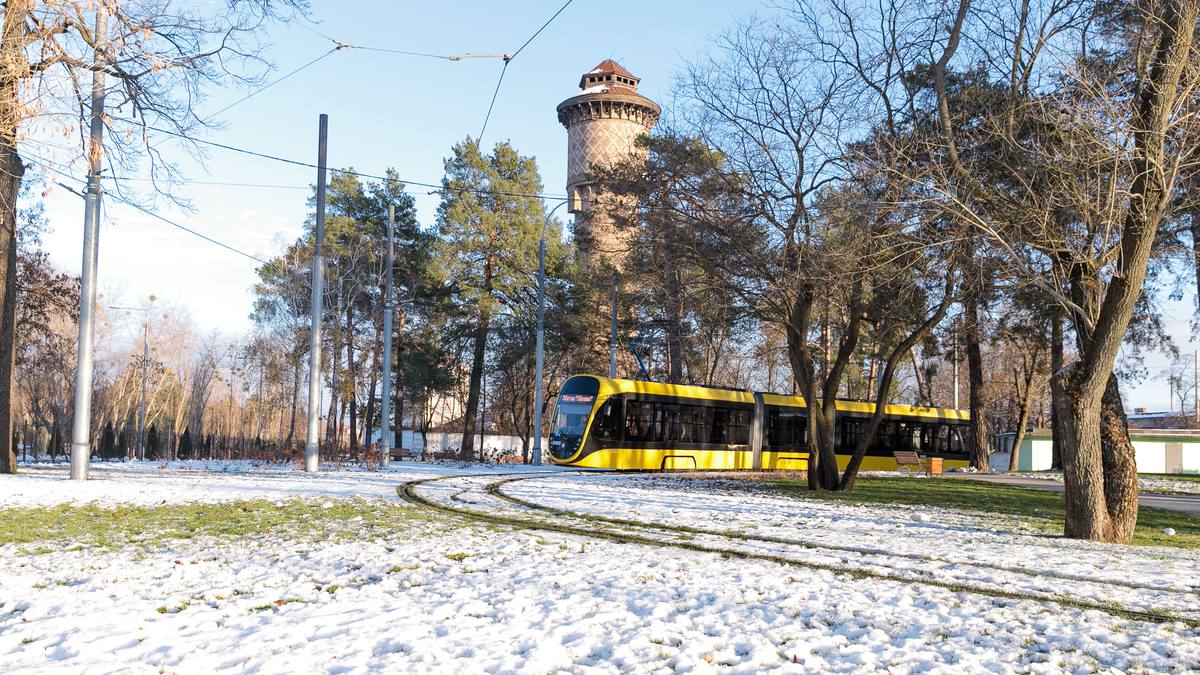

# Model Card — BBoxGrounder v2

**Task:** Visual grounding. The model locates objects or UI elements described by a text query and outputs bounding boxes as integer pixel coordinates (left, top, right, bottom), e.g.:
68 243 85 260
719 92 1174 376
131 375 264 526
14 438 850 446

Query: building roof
588 59 637 79
578 59 641 90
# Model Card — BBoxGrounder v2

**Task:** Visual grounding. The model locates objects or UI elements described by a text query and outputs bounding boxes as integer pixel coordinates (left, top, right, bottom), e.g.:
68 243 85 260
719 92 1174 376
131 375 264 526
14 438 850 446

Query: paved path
946 473 1200 515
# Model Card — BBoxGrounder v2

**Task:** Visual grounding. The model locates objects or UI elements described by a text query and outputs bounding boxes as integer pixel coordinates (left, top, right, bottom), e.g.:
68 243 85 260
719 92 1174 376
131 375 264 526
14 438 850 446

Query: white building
996 429 1200 474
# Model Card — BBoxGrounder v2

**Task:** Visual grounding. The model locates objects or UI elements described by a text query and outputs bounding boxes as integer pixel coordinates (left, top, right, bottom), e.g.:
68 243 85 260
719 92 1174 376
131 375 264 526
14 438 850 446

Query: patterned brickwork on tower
557 60 660 270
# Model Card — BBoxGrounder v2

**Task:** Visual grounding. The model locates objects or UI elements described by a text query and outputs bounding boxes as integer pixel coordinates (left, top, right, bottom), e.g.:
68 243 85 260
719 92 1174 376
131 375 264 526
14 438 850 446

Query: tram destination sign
560 394 595 404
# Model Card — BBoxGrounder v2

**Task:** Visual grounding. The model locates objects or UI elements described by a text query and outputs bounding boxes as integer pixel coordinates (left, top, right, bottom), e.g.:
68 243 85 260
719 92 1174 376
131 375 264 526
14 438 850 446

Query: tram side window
870 420 897 453
711 407 750 445
625 401 656 442
679 405 712 444
839 417 866 452
592 398 622 441
949 425 966 454
729 409 750 445
654 404 682 442
930 424 949 453
896 421 922 452
768 411 807 449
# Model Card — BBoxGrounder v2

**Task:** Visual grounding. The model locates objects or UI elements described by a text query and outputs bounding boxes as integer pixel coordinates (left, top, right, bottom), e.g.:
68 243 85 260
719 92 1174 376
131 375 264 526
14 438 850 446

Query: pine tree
178 427 193 459
434 139 562 460
146 425 159 460
100 422 115 461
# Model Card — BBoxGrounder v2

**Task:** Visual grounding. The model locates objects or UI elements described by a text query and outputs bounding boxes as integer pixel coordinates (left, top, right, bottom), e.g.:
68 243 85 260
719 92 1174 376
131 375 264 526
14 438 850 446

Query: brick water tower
557 60 660 269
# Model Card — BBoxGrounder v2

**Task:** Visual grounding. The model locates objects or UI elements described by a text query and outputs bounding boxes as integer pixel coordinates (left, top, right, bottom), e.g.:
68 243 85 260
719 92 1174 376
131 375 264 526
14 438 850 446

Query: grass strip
748 477 1200 549
0 497 438 550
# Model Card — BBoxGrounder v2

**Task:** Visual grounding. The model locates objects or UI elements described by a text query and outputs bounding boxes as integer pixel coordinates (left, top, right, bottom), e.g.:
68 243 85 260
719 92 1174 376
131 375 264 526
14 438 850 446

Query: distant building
997 428 1200 473
557 59 660 269
1127 407 1199 430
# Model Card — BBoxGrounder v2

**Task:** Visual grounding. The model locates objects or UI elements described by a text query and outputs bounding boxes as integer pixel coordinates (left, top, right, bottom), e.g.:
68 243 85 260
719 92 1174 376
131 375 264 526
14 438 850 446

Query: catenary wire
112 197 272 265
206 48 339 120
24 135 580 206
509 0 577 62
298 18 468 61
478 60 510 141
135 124 571 200
478 0 577 141
39 160 273 266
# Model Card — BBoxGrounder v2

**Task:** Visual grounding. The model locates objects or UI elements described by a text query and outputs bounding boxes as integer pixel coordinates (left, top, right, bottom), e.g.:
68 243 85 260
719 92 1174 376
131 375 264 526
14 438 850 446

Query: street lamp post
533 200 569 467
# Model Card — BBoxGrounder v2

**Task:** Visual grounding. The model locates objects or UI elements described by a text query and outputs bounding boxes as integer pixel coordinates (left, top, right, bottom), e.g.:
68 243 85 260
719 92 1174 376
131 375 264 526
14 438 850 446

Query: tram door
751 393 765 470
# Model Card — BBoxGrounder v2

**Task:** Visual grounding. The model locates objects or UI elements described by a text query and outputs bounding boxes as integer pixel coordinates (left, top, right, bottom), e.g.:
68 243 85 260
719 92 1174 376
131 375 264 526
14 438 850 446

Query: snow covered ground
1008 470 1200 495
2 461 1198 673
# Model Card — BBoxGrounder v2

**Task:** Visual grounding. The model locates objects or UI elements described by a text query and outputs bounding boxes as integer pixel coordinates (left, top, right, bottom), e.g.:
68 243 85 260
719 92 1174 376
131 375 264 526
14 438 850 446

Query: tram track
398 472 1200 628
488 476 1200 596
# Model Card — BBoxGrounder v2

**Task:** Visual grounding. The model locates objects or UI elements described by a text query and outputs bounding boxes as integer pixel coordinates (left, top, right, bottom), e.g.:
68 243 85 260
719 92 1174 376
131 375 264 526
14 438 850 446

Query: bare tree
0 0 305 472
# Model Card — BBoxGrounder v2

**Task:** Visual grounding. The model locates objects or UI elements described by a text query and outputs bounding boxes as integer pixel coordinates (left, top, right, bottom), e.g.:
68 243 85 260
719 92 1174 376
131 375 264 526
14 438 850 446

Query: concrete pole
380 204 395 465
609 277 618 378
533 201 568 466
304 114 329 472
69 5 108 481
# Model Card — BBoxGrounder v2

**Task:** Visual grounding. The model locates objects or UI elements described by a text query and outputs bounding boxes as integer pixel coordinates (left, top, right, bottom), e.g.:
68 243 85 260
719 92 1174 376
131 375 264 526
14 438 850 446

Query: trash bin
928 457 944 476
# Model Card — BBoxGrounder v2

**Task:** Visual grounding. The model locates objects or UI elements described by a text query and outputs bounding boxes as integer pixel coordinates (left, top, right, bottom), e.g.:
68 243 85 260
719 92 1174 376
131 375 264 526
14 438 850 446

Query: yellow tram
548 374 970 471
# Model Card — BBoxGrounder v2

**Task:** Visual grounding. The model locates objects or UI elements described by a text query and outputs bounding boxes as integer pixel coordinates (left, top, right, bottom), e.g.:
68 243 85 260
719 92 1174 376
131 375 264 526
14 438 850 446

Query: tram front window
549 399 594 459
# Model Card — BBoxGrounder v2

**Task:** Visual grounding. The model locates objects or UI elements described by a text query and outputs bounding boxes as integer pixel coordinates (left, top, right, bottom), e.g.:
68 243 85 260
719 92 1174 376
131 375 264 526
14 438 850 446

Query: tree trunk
664 258 684 384
0 143 20 475
393 314 406 451
909 346 924 406
325 328 341 448
782 289 838 491
285 357 299 448
1060 0 1193 542
1191 209 1200 314
965 294 989 470
1008 352 1038 472
347 305 358 454
364 329 379 451
840 276 955 490
1055 370 1139 541
461 264 493 461
1050 315 1064 470
0 0 30 476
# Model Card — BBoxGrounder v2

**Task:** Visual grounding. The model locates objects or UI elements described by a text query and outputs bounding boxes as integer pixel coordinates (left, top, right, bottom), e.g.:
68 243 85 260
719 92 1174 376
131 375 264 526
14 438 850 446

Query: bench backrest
894 450 921 464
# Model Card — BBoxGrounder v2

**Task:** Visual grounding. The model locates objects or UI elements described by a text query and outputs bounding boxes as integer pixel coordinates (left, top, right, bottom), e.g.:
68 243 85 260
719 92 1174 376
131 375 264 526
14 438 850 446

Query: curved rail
397 472 1200 627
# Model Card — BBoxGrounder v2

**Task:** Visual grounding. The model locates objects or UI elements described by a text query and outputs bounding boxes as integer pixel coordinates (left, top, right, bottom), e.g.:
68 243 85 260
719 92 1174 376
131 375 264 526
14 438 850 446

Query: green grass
1140 472 1200 483
0 498 441 552
759 477 1200 549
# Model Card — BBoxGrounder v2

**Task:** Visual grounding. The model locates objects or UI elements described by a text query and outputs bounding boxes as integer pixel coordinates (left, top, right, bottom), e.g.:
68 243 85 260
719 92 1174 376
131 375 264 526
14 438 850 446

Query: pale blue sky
26 0 1189 409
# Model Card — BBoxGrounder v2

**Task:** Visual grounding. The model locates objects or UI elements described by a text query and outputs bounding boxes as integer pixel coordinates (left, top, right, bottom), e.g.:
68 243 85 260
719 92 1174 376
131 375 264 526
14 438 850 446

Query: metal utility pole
532 200 568 466
1194 350 1198 423
609 277 618 378
304 114 329 473
70 5 108 481
380 204 395 466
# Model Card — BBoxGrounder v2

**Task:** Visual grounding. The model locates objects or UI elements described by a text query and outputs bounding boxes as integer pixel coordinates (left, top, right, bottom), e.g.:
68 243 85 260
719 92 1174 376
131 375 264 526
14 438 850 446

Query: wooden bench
388 448 417 461
895 450 941 476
